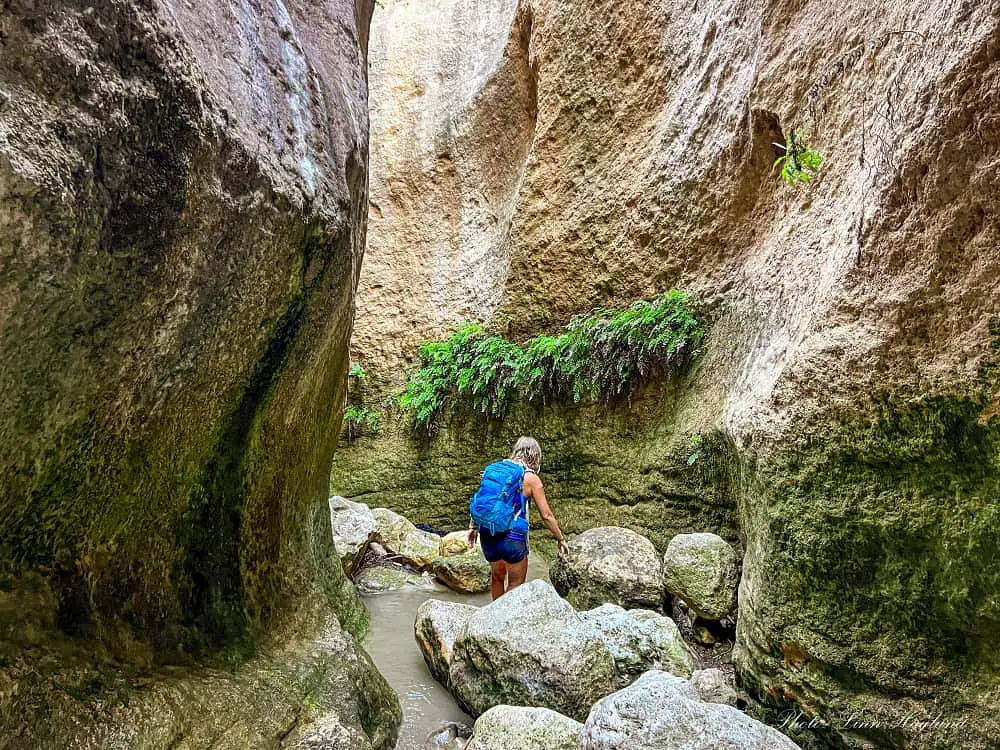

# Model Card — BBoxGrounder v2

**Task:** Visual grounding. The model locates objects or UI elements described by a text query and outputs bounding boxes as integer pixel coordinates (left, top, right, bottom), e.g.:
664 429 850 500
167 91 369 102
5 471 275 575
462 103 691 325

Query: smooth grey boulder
449 579 618 720
690 668 739 706
414 599 480 688
581 603 695 683
328 496 377 577
663 532 739 620
465 705 582 750
580 670 800 749
550 527 664 610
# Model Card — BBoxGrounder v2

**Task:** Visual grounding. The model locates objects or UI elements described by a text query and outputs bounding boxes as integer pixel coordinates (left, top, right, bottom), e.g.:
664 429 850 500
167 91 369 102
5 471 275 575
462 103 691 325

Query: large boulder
550 527 664 610
663 533 739 620
432 549 491 594
372 508 440 569
465 706 583 750
329 497 377 577
580 670 800 750
414 599 479 688
580 603 694 684
449 579 618 720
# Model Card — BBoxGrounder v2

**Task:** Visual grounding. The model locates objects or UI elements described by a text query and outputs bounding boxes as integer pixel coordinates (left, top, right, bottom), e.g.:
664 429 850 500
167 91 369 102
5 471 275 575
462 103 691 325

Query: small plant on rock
773 129 823 187
343 405 381 440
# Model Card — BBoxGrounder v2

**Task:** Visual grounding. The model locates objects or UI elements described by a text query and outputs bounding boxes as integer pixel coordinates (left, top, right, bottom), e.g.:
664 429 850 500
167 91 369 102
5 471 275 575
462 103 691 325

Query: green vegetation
686 434 704 466
349 363 366 380
398 291 704 431
774 129 823 186
343 406 381 440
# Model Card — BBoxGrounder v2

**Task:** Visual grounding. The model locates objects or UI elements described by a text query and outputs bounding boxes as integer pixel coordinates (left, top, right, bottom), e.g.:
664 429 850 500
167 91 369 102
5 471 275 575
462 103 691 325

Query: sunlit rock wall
341 0 1000 746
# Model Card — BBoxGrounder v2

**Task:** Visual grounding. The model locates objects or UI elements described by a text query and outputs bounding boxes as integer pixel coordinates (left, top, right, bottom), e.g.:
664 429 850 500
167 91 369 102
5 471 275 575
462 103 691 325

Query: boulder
580 670 800 749
372 507 417 547
328 496 377 577
372 508 441 569
432 550 491 594
465 705 583 750
414 599 480 687
440 530 475 557
354 566 434 594
663 533 739 620
550 527 663 610
449 579 617 720
580 603 695 683
690 668 739 707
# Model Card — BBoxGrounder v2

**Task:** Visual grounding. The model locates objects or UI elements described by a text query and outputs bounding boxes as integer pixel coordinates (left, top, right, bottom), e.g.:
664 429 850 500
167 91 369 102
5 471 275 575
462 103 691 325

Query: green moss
739 392 1000 747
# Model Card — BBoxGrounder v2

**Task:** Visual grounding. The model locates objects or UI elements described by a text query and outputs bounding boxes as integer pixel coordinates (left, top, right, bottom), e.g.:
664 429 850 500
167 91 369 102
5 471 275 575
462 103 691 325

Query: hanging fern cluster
398 290 704 431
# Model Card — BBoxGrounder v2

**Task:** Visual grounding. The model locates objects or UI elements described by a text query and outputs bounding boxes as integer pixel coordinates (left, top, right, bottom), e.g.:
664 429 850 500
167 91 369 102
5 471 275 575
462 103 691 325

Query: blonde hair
509 436 541 472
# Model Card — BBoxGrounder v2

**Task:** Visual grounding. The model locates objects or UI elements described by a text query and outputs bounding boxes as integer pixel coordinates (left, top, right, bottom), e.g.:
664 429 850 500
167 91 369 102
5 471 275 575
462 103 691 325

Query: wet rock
449 579 617 720
690 668 739 706
329 496 377 577
372 508 441 569
440 530 475 557
432 550 491 594
414 599 480 688
580 603 695 683
355 565 434 594
550 527 664 610
580 670 800 749
465 705 582 750
423 720 472 750
663 533 739 620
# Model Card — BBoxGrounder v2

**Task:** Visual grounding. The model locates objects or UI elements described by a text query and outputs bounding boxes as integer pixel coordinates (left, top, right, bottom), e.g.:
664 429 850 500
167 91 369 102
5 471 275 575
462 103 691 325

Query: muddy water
362 553 550 749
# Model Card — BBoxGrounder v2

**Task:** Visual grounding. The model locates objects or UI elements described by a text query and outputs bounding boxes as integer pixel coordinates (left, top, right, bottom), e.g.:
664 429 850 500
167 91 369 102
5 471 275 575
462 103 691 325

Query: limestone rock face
581 603 695 684
465 706 583 750
663 533 739 620
580 671 799 750
551 527 665 610
336 0 1000 744
0 0 387 741
414 598 480 688
449 579 617 720
373 507 440 568
432 550 492 593
329 496 378 577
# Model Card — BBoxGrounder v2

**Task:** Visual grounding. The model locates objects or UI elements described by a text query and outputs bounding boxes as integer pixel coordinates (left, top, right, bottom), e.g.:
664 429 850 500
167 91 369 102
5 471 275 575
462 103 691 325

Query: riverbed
361 553 550 749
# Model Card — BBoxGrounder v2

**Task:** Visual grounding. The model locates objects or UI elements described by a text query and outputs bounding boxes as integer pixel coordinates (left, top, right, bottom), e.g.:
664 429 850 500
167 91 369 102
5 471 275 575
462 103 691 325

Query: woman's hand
468 528 478 547
558 539 570 556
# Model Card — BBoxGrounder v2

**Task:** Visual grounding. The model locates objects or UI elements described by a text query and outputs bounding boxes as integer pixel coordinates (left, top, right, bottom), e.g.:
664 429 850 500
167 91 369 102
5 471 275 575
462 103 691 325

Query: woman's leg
490 560 508 600
505 556 528 592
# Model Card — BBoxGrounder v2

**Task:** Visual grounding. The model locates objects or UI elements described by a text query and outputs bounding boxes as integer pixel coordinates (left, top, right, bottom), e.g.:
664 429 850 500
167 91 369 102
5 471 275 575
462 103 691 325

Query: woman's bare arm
525 473 569 555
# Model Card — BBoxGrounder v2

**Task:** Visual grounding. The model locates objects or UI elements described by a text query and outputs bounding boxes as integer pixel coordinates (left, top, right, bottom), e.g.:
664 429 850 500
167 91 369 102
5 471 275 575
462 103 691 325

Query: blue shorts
480 529 528 564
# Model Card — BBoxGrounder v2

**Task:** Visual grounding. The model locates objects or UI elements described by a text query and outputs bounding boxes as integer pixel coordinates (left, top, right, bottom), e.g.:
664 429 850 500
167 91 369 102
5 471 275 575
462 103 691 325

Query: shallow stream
361 553 550 749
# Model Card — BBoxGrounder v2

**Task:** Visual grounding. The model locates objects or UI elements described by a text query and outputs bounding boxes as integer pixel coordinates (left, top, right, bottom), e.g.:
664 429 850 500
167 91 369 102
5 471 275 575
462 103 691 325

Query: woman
468 436 570 599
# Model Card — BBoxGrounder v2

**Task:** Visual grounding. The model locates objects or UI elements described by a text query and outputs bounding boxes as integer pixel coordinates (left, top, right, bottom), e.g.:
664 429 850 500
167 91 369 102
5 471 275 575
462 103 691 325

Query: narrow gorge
1 0 997 748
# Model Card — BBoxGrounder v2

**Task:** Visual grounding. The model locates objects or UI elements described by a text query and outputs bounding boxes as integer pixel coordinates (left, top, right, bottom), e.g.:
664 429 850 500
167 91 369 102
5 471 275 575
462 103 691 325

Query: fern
398 291 704 431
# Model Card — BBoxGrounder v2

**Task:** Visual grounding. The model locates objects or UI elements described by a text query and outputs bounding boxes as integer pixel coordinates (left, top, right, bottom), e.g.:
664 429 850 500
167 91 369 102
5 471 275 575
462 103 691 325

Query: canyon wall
337 0 1000 746
0 0 398 744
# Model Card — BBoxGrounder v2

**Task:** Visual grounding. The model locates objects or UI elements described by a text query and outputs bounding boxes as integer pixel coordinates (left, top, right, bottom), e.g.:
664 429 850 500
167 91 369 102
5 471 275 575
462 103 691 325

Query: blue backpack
469 460 526 534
